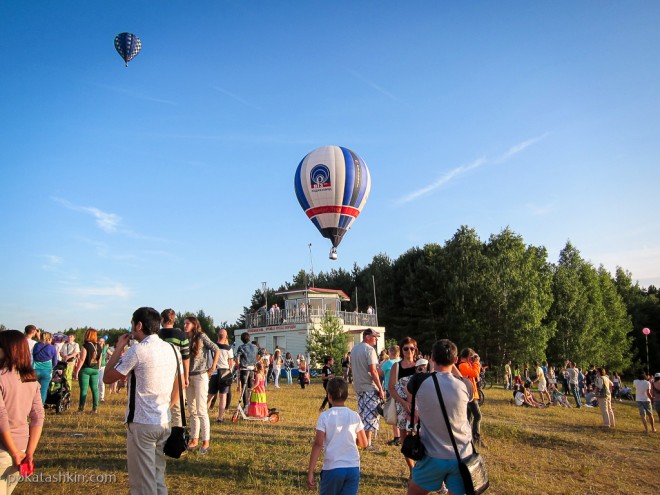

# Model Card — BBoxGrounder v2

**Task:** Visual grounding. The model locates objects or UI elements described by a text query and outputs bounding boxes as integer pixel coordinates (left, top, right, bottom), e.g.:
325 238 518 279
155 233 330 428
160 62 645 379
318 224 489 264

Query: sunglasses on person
402 346 415 351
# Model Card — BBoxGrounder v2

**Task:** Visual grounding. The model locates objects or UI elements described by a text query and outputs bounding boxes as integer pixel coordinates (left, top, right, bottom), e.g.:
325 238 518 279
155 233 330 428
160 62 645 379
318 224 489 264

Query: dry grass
17 381 660 495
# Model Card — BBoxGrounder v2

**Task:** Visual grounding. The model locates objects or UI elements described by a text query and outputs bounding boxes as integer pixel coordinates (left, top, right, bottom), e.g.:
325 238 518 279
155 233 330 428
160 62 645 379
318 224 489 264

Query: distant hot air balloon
294 145 371 260
114 32 142 67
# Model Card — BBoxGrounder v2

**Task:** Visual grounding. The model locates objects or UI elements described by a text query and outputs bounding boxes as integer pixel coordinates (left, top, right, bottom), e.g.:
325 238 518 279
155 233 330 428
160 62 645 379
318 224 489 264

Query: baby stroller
45 362 72 414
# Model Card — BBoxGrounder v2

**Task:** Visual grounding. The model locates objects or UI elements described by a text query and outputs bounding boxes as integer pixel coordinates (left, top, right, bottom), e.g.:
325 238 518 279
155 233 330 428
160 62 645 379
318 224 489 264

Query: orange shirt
458 359 481 400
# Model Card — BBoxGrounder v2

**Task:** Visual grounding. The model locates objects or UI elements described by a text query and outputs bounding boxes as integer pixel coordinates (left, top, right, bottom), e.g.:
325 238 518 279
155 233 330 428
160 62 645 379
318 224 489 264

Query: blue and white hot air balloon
114 32 142 67
294 146 371 260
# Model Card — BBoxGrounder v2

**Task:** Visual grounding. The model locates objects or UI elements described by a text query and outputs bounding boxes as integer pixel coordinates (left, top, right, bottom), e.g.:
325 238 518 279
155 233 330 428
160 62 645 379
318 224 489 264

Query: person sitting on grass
550 384 572 408
308 378 368 495
515 383 546 407
513 384 527 406
584 385 598 407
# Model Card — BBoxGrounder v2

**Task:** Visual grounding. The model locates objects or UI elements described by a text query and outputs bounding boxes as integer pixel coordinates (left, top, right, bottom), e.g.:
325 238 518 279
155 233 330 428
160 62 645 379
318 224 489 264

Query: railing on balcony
246 309 378 329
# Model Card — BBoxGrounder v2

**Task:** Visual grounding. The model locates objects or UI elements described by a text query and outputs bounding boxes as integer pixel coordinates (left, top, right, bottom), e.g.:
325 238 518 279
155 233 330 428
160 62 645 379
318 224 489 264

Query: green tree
176 310 220 340
306 313 348 374
614 267 660 372
596 266 633 370
481 228 554 366
382 243 449 352
437 227 488 351
358 253 395 323
546 242 607 366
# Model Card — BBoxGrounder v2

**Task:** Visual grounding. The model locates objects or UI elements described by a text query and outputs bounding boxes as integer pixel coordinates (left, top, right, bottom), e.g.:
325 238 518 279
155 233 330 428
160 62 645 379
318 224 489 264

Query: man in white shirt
60 334 80 385
104 307 179 495
633 372 656 434
24 325 39 360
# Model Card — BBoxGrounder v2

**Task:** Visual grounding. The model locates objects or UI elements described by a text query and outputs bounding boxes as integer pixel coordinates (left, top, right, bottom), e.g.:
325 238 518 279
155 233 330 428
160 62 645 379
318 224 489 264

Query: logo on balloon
310 164 331 190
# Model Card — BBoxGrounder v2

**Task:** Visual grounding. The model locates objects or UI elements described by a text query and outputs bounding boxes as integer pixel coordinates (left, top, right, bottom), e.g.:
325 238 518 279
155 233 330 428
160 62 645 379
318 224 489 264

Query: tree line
240 226 659 374
5 226 656 375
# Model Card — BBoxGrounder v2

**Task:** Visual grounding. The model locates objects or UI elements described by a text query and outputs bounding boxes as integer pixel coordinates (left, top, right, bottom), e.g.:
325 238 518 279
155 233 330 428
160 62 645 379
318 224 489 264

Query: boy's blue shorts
320 467 360 495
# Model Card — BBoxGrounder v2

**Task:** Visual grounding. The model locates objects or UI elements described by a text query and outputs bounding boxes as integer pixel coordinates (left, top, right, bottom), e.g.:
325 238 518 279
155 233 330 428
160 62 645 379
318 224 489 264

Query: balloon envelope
114 32 142 66
294 145 371 250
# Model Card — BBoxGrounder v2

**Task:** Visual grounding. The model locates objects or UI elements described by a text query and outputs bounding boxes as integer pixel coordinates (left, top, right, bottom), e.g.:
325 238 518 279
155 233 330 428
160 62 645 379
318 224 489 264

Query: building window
274 335 286 352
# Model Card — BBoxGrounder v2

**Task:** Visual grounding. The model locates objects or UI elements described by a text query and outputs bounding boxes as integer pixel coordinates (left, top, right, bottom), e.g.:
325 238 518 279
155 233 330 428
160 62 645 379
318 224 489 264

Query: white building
234 287 385 366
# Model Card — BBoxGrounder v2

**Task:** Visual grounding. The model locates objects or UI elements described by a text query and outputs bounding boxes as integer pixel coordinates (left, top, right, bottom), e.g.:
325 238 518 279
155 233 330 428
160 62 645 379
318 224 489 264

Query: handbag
382 396 398 425
163 344 190 459
382 362 399 425
432 374 489 495
400 383 425 460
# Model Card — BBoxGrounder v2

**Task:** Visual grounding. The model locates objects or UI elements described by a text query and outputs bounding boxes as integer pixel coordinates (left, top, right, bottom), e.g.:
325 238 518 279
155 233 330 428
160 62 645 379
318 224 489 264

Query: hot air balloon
114 32 142 67
294 145 371 260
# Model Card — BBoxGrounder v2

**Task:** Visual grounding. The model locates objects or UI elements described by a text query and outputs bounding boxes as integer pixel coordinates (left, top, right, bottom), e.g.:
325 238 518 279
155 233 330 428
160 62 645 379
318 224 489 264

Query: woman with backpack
74 328 102 413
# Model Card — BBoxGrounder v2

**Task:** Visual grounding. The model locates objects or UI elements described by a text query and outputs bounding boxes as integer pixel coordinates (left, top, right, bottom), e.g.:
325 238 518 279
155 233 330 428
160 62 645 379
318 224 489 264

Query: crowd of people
504 359 659 433
1 317 658 495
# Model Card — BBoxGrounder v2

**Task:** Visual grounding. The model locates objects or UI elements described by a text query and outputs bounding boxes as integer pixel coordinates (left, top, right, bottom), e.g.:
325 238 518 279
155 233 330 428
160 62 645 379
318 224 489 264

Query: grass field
17 380 660 495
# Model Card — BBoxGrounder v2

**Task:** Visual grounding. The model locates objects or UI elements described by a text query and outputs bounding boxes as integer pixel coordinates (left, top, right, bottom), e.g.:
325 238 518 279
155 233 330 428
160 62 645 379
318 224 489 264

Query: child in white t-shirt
307 378 368 495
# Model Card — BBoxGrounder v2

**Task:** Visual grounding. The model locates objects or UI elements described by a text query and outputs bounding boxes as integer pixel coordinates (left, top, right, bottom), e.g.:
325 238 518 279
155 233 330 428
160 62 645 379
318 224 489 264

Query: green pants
78 367 99 411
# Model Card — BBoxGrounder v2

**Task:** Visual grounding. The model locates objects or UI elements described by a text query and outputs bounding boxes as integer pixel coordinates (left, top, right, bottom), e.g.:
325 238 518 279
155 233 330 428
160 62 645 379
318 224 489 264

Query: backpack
88 343 99 367
595 377 609 398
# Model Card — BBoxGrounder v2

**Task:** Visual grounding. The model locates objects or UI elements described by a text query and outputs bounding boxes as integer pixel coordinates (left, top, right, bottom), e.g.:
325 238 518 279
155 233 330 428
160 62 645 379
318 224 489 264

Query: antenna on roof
308 243 315 288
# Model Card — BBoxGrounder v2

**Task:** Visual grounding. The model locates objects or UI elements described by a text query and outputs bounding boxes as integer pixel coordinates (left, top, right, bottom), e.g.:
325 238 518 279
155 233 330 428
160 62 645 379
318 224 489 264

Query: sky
1 1 659 332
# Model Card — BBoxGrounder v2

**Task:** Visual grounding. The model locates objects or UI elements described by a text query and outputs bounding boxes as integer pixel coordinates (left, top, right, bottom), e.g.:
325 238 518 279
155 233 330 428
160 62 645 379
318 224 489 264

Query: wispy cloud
211 85 261 110
397 158 486 204
492 133 549 164
396 134 548 205
41 255 63 271
526 203 555 216
66 283 130 298
94 83 177 105
348 70 398 101
54 198 121 232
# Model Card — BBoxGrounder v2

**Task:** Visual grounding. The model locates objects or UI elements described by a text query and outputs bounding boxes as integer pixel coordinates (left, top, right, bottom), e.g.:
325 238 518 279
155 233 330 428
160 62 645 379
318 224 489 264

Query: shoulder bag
400 375 425 461
382 363 398 425
433 373 489 495
163 343 190 459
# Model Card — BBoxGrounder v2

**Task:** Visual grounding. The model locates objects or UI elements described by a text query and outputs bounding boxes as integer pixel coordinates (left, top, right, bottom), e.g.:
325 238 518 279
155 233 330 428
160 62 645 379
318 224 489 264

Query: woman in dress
388 336 419 478
284 352 295 385
547 366 557 390
31 332 58 405
184 316 219 454
247 362 268 417
0 330 45 493
74 328 102 413
272 349 283 388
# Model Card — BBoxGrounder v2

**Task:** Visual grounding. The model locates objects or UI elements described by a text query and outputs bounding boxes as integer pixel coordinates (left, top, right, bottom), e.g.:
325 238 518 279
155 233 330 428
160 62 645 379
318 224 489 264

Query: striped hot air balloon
294 146 371 260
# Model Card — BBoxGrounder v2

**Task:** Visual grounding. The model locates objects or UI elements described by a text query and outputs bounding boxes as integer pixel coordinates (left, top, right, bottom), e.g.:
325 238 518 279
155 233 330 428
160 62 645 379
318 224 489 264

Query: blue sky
2 1 659 331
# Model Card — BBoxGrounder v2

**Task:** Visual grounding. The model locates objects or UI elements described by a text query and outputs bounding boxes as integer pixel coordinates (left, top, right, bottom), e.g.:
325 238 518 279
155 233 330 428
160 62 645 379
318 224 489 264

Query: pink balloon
642 327 651 335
